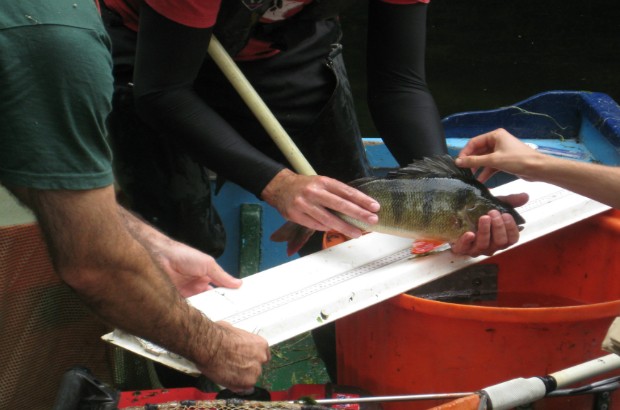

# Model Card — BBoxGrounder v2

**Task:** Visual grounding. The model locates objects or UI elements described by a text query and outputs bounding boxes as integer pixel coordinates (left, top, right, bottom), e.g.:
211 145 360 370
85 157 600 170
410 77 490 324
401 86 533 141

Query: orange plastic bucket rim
391 293 620 324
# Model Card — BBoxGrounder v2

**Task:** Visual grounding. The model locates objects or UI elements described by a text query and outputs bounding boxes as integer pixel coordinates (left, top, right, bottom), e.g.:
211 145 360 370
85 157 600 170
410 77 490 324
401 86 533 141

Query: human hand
450 193 528 257
117 207 241 297
198 321 270 393
261 169 380 238
455 128 544 183
154 241 241 298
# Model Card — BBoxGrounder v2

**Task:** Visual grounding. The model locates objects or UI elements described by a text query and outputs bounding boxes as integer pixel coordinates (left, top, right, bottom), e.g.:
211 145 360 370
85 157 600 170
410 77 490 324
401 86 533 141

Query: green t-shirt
0 0 115 190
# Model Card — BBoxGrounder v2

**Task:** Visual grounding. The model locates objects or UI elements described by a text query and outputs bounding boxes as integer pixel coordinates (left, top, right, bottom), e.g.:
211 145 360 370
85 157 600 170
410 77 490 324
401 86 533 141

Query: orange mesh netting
0 223 155 408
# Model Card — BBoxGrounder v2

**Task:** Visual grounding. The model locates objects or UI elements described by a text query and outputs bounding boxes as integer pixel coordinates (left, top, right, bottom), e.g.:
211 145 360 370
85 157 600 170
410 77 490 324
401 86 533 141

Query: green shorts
0 0 114 190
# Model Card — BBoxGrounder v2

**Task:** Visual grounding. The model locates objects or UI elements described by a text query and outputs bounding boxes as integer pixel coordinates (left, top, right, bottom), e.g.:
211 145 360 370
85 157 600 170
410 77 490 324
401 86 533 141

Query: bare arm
533 159 620 209
456 128 620 209
11 185 269 391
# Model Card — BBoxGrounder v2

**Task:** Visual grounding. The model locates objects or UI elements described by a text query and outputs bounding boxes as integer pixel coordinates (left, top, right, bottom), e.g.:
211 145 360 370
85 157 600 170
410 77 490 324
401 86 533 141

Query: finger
208 263 242 289
488 210 508 248
302 205 366 238
471 214 493 253
289 209 334 232
317 179 380 226
459 133 495 156
455 156 498 183
293 186 376 237
463 214 495 257
327 204 378 235
325 179 380 213
502 213 521 246
496 192 529 208
476 166 498 183
264 345 272 362
454 155 477 168
325 218 366 239
449 231 476 255
281 186 356 232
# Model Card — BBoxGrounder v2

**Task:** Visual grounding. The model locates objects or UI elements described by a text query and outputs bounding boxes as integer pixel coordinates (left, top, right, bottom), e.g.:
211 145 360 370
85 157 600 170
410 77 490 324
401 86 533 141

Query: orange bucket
337 210 620 410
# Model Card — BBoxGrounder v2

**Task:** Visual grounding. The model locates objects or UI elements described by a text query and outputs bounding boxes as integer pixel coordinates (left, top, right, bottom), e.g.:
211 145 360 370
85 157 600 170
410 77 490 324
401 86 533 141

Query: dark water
469 292 584 308
340 0 620 136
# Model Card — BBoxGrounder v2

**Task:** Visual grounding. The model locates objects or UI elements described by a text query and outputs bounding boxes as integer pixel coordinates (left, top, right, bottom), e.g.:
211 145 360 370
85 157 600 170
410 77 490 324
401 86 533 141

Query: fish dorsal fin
387 154 495 198
387 154 475 182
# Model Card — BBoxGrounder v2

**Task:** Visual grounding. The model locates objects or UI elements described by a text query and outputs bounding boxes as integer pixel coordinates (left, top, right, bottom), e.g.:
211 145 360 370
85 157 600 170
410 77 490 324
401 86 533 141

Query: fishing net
0 222 157 409
122 399 331 410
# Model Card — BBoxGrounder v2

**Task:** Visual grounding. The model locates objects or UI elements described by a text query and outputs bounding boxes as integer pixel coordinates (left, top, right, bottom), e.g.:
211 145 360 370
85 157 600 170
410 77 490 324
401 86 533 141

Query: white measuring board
103 179 611 375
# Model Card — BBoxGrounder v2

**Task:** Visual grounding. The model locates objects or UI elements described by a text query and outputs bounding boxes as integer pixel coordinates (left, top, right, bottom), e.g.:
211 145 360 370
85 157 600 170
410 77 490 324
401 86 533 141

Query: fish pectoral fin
270 221 315 256
411 239 446 255
322 230 371 249
322 230 351 249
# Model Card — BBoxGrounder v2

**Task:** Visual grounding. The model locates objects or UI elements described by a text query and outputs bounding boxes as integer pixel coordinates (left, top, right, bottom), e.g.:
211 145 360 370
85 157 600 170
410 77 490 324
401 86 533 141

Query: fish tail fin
270 221 316 256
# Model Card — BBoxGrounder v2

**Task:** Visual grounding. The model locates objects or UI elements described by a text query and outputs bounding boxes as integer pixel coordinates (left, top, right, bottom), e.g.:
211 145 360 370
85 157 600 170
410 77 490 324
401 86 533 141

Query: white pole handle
550 353 620 388
207 36 317 176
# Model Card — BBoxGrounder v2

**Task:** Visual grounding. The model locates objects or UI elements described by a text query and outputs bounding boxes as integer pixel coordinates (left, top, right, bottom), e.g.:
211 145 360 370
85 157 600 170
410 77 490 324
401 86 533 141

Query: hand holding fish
455 128 544 182
449 203 525 257
451 129 537 256
271 155 525 256
261 168 380 239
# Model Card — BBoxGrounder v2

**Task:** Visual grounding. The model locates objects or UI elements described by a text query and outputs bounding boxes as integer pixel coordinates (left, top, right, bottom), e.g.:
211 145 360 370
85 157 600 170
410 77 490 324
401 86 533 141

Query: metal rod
293 357 620 407
291 392 473 405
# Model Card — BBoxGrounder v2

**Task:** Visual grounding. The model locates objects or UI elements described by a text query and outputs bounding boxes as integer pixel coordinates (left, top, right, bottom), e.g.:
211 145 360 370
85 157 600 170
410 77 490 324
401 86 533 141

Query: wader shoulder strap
213 0 274 56
214 0 363 56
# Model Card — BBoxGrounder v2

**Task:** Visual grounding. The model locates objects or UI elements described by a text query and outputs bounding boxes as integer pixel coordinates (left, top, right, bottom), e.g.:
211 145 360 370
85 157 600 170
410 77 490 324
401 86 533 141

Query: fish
270 154 525 256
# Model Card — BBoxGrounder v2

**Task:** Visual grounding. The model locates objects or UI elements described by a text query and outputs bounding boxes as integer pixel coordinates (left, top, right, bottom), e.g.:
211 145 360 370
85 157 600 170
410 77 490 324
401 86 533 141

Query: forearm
29 187 219 366
366 0 446 165
133 3 284 195
530 156 620 209
119 206 174 254
136 88 282 194
83 240 219 366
